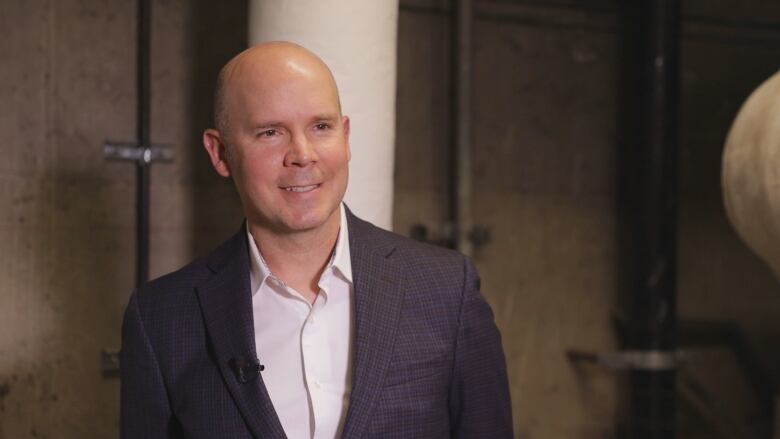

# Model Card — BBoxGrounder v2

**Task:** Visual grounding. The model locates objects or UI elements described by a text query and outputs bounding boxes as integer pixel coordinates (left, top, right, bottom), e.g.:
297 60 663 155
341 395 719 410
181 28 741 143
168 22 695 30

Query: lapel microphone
228 355 264 384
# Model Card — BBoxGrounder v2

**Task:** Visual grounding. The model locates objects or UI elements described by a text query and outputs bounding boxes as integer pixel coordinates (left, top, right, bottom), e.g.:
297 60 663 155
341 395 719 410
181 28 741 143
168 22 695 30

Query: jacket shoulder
347 212 470 285
132 227 245 312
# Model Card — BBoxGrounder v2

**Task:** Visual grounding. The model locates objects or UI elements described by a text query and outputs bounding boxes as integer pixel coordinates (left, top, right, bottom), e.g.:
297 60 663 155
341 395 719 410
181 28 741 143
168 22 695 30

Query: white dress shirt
247 204 354 439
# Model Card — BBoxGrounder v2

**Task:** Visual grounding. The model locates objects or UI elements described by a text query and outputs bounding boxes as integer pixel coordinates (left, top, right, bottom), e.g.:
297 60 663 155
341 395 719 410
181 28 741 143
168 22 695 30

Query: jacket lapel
195 227 287 439
341 211 405 439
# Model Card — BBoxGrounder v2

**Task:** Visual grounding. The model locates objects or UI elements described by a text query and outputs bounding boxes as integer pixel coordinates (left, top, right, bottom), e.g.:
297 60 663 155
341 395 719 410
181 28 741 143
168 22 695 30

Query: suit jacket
120 210 513 438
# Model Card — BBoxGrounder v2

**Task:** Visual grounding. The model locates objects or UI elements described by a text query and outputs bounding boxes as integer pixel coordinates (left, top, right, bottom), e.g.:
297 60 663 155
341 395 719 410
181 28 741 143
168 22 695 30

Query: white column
723 69 780 281
248 1 399 230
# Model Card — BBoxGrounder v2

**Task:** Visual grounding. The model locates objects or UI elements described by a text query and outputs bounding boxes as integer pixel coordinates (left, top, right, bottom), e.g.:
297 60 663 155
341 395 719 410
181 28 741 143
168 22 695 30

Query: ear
341 115 351 162
203 129 232 177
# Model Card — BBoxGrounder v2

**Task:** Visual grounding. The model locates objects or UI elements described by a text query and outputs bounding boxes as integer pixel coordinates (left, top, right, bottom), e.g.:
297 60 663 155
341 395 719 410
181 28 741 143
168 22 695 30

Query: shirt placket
303 273 334 437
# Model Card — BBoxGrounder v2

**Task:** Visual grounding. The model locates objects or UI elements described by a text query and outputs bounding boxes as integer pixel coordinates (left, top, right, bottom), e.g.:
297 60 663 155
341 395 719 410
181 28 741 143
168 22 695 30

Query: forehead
226 55 341 122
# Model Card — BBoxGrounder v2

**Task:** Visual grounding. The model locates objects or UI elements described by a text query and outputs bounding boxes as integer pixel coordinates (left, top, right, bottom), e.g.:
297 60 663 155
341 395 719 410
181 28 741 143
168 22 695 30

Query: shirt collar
246 204 352 296
331 204 353 283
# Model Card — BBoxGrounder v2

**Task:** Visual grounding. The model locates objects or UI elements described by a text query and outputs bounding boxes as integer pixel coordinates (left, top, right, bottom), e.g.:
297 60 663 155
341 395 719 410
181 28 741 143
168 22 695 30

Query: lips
281 184 319 193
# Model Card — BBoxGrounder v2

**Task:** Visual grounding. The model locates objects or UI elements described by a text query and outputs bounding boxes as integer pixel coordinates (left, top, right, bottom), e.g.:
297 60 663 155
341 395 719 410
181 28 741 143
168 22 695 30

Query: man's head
203 42 350 237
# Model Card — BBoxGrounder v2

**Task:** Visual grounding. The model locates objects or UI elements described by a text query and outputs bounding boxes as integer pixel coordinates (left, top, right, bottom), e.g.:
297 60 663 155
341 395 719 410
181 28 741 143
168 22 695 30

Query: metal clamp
567 349 688 371
101 349 120 376
409 222 491 249
103 141 174 165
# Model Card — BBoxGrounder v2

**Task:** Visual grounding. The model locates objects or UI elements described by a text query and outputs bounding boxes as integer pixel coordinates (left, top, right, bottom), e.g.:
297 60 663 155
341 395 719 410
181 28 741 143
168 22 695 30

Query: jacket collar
340 208 405 439
196 224 287 438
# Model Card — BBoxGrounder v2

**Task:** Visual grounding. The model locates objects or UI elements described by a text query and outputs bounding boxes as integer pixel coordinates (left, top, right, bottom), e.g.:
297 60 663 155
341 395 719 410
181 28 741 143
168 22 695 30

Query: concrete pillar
723 69 780 281
248 1 399 230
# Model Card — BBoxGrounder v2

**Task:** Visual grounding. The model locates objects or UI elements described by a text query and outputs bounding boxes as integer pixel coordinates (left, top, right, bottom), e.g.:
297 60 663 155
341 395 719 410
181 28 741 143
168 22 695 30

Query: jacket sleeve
448 257 514 438
120 291 181 438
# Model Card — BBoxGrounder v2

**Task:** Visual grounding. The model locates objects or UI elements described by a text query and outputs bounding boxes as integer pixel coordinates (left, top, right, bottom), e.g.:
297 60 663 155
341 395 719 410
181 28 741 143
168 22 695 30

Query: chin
280 206 340 233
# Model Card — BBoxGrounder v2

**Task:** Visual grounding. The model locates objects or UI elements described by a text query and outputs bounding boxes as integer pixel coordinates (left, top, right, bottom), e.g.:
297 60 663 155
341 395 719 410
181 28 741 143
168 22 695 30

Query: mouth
281 184 320 193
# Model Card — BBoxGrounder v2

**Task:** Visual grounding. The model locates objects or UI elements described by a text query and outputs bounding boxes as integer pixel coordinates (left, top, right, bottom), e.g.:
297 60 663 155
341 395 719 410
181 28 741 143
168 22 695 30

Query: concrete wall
677 3 780 436
1 1 135 437
0 0 245 437
395 3 620 436
394 0 780 437
1 0 780 438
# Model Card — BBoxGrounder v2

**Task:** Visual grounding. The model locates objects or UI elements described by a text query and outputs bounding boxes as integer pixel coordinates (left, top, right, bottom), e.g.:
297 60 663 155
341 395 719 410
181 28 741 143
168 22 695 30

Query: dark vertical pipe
451 0 473 255
135 0 151 287
625 0 680 437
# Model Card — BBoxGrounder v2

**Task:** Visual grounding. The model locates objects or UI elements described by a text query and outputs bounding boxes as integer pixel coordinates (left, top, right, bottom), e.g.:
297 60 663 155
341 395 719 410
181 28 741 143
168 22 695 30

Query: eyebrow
251 121 284 129
250 113 340 129
311 113 339 122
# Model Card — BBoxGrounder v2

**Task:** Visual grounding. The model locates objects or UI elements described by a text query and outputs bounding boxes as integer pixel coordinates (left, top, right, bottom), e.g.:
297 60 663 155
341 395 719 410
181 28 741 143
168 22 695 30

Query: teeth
284 184 318 192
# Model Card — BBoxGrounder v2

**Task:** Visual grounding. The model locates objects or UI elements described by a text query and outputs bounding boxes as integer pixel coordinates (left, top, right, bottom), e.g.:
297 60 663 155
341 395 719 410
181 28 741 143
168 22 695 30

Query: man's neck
248 211 341 303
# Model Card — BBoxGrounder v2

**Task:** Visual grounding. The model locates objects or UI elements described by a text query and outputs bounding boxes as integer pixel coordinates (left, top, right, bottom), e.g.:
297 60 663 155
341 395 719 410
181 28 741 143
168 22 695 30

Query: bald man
120 42 512 439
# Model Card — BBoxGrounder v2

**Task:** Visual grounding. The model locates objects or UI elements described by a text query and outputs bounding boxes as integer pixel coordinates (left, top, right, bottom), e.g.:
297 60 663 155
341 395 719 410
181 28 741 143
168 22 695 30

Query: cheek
243 160 269 176
235 158 279 193
241 148 281 174
325 145 351 169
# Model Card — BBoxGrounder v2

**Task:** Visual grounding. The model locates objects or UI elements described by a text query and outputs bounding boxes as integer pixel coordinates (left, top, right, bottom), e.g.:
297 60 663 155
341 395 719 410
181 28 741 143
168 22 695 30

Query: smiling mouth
282 184 319 193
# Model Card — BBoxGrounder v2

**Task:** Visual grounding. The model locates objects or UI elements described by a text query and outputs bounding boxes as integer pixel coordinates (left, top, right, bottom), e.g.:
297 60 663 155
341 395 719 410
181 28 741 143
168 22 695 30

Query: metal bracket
466 225 491 247
567 349 688 371
101 349 120 376
103 140 174 165
410 222 491 249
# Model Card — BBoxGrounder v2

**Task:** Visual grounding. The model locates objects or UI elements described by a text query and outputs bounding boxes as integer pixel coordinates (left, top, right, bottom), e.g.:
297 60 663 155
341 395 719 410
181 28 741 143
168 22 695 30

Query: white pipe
248 0 399 231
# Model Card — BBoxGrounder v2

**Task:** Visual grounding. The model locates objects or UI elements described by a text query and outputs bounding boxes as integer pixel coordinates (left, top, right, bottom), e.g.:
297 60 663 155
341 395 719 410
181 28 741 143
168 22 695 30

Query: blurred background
2 0 780 437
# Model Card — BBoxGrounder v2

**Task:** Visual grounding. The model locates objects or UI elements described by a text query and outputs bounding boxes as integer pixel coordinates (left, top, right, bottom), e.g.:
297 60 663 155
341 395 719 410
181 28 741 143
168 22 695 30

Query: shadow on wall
1 168 134 438
188 0 248 256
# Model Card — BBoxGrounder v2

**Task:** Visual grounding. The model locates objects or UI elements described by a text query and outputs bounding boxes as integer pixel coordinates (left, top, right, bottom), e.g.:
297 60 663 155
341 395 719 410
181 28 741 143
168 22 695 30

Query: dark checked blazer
120 208 513 438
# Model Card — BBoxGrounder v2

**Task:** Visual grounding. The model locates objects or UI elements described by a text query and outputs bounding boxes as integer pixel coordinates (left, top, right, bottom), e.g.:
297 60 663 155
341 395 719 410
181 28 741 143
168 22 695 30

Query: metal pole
99 0 172 374
628 0 680 437
453 0 473 256
135 0 151 287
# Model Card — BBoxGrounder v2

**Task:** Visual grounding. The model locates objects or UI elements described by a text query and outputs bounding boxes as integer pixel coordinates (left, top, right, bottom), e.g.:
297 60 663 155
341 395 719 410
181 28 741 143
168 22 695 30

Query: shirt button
314 381 322 389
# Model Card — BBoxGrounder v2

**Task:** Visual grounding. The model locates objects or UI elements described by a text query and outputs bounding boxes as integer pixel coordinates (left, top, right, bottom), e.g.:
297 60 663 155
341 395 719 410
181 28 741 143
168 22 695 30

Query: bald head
213 42 341 135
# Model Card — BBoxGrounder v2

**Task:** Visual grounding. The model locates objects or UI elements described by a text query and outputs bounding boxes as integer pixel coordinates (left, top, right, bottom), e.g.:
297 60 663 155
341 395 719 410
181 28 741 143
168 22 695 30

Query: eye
314 122 331 131
257 129 278 138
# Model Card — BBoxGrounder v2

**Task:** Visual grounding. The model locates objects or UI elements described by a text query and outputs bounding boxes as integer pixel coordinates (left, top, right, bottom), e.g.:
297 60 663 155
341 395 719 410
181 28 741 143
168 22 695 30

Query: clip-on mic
229 355 264 384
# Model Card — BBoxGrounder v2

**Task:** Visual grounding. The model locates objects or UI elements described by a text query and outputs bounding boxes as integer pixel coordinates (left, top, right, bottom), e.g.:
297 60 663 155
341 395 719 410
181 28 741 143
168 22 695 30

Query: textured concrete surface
0 0 135 436
394 1 780 437
396 4 621 436
677 22 780 436
0 0 245 437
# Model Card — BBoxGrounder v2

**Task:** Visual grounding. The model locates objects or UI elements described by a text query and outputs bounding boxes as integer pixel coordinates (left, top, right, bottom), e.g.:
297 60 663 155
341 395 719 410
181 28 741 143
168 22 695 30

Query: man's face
210 60 350 235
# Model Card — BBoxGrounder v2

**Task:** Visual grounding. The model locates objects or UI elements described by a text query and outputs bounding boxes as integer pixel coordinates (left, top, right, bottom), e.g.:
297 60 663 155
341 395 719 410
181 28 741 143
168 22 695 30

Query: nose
284 133 318 167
